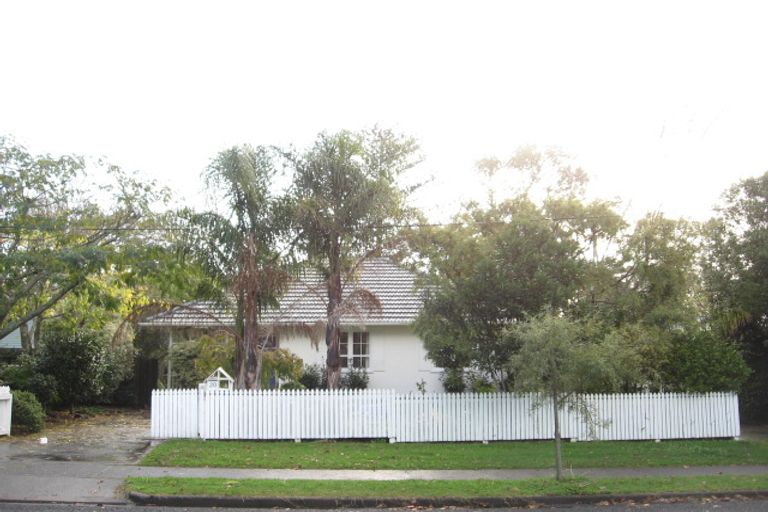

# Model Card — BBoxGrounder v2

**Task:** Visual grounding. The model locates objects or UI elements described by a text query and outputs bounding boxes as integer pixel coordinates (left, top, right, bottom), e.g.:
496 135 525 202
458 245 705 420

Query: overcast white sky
2 0 767 223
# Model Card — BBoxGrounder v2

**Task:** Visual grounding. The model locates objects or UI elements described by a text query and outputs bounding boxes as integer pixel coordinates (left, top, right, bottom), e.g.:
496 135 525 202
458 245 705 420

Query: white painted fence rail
151 389 740 442
0 386 12 437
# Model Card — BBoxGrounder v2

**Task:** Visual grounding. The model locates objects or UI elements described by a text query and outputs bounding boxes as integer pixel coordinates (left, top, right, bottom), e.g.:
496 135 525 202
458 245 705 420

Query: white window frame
339 331 370 369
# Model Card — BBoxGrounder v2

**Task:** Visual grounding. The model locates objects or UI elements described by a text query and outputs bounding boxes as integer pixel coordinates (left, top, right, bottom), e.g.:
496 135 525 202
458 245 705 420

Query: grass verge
126 474 768 498
141 439 768 470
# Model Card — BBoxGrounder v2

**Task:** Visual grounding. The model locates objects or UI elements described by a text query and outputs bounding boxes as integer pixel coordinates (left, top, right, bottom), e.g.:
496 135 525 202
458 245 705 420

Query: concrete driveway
0 408 151 503
0 408 151 463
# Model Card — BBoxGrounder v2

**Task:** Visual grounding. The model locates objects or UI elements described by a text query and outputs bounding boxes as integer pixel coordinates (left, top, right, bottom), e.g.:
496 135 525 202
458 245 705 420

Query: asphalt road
1 498 768 512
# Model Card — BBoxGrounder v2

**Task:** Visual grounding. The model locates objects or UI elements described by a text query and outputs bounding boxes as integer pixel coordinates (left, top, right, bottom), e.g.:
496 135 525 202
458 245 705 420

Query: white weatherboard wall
280 325 443 393
151 389 740 442
0 386 12 436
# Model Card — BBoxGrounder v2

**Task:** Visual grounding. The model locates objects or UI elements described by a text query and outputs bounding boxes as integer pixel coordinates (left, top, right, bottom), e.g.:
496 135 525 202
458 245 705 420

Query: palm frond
330 288 383 326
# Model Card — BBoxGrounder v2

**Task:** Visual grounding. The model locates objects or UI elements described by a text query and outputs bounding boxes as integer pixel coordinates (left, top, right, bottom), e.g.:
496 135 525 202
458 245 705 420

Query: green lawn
126 474 768 498
141 439 768 470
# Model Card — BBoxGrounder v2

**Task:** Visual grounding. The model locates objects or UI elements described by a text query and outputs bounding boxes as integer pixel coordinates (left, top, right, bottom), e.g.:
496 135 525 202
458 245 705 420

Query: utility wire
0 215 621 234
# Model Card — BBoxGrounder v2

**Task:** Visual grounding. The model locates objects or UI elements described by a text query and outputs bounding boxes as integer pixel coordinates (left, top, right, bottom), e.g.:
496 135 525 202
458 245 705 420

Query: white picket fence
151 389 740 442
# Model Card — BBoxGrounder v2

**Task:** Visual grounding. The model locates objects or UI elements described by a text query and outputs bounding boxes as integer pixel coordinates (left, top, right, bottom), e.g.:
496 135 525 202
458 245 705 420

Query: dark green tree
613 213 701 329
409 146 625 389
702 171 768 420
573 214 708 390
663 330 750 393
411 198 587 388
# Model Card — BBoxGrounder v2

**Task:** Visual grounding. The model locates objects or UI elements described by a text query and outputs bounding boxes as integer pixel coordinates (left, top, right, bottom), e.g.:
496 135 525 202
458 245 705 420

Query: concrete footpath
2 458 768 504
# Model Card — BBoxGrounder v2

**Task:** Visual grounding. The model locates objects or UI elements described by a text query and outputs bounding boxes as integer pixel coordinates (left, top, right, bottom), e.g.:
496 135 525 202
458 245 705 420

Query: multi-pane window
339 331 369 368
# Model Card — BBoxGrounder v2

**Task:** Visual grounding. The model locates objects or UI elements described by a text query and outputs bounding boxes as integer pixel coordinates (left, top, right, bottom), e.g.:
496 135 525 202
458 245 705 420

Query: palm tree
183 145 295 389
289 129 420 388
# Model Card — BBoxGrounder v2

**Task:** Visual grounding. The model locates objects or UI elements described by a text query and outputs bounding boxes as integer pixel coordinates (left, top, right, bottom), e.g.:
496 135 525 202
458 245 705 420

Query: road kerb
128 490 768 509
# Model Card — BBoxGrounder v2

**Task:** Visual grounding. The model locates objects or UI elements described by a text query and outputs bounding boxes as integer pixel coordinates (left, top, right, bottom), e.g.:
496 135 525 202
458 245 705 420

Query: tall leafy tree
0 136 165 343
572 214 708 390
411 198 587 388
588 212 751 394
409 147 624 388
613 213 701 329
290 129 420 388
180 146 296 389
702 172 768 420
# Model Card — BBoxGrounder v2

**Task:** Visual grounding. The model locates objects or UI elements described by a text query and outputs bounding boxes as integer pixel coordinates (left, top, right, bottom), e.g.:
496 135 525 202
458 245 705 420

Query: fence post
0 386 12 436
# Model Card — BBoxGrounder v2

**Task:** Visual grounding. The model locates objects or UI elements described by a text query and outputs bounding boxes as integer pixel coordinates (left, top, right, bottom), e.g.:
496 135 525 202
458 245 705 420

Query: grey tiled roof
139 257 423 328
139 300 235 328
0 328 22 350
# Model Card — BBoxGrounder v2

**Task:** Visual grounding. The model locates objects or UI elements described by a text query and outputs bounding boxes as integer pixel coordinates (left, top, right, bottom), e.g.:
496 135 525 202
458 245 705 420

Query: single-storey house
139 257 444 393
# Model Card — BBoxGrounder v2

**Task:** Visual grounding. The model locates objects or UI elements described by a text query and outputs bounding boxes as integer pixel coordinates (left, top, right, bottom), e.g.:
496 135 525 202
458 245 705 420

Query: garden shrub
296 364 370 389
194 334 234 380
11 390 45 434
299 363 324 389
261 349 303 389
168 340 201 388
0 348 20 365
110 377 138 407
101 341 136 401
664 331 751 392
32 323 134 409
295 363 370 390
342 367 369 389
440 368 466 393
279 380 306 390
0 353 35 389
468 374 496 393
0 353 61 406
27 373 60 407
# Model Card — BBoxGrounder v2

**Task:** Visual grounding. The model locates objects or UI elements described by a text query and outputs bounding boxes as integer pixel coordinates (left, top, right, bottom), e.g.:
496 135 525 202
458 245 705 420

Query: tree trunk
19 319 41 352
234 293 247 389
241 287 263 390
33 317 43 350
19 322 32 352
326 270 343 389
553 392 563 480
235 235 264 391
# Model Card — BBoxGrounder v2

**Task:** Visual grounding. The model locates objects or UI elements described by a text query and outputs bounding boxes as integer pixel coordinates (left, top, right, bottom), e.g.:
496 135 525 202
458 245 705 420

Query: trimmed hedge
11 390 45 435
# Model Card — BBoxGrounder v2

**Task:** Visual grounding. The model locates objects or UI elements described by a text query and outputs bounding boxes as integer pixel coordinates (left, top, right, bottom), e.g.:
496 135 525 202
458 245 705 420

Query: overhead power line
0 215 621 234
